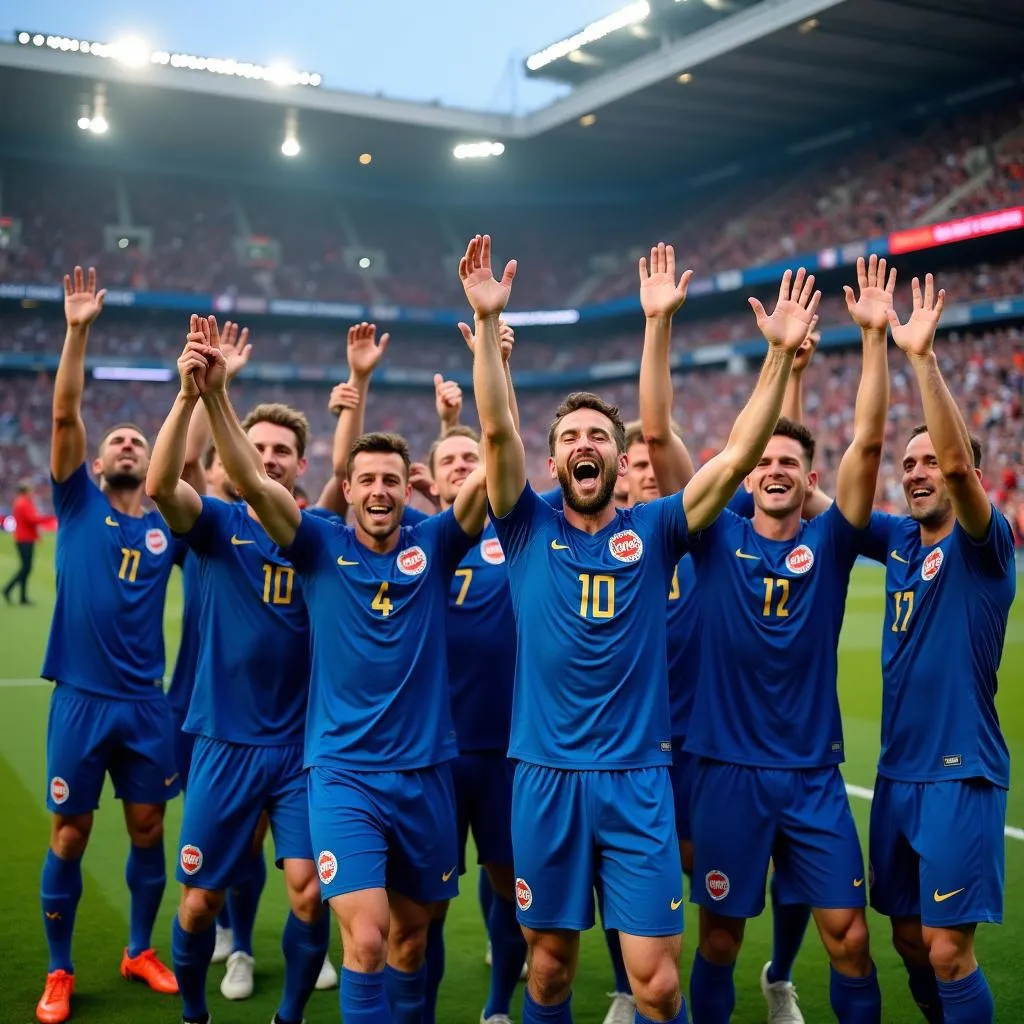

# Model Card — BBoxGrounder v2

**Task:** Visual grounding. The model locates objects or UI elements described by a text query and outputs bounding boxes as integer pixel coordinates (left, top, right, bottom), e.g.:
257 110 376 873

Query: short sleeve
635 493 690 564
856 511 897 564
284 509 334 573
414 506 476 577
819 502 865 569
51 464 97 520
726 487 755 519
957 506 1016 578
305 505 343 524
537 487 563 510
490 483 551 563
402 506 431 526
178 497 230 555
686 505 729 563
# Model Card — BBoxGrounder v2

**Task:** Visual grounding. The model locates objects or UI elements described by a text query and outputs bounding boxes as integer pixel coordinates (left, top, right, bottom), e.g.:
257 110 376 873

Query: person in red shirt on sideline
5 479 46 605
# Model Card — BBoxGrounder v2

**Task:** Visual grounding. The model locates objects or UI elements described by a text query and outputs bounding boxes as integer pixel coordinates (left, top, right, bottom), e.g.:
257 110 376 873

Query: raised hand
64 265 106 329
639 242 693 320
887 274 946 358
409 462 435 498
178 315 210 398
219 321 253 380
457 317 516 363
347 322 389 378
434 373 463 426
459 234 517 319
196 315 229 393
749 268 822 352
328 382 361 416
792 327 821 376
843 254 896 334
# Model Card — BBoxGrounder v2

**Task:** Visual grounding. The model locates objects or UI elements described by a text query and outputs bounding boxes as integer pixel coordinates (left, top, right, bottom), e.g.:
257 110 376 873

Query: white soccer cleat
761 962 805 1024
481 1014 513 1024
314 952 338 991
220 950 255 1000
601 991 636 1024
211 924 233 965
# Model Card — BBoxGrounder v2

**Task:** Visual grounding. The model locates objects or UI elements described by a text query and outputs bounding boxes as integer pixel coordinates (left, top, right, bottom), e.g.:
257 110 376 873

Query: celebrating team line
33 235 1014 1024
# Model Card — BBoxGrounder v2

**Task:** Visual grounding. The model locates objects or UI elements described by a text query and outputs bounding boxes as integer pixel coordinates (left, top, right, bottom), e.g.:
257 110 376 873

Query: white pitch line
0 677 1022 842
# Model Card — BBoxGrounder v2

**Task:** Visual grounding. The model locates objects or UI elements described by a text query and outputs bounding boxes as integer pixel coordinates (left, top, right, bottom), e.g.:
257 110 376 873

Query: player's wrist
906 349 937 370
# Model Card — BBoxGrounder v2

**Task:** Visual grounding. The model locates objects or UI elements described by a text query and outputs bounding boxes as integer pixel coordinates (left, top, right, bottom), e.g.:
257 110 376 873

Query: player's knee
343 918 388 972
631 959 681 1017
179 886 223 930
526 941 574 1001
821 910 872 971
698 913 743 964
284 865 323 922
891 919 929 966
388 919 429 971
926 930 974 981
50 815 92 859
123 803 165 846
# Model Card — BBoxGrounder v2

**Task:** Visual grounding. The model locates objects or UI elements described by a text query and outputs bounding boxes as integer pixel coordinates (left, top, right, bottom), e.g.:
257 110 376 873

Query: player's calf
332 889 389 972
387 890 433 972
619 932 683 1021
521 927 578 1005
697 908 744 965
813 907 873 976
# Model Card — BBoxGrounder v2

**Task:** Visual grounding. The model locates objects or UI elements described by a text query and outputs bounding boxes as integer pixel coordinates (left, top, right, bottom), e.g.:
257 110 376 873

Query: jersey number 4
578 573 615 619
372 582 394 617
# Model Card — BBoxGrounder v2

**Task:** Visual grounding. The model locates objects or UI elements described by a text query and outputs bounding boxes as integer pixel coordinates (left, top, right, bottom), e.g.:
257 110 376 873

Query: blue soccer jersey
178 498 311 745
168 548 201 722
859 509 1015 788
42 464 179 699
686 504 862 767
493 484 689 770
446 522 516 752
286 508 475 770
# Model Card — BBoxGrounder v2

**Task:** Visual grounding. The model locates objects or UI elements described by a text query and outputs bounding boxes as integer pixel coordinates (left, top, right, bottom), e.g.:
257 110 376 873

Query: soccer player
146 316 330 1024
4 478 46 605
678 255 897 1024
37 267 179 1024
463 233 817 1024
858 275 1016 1024
190 317 488 1024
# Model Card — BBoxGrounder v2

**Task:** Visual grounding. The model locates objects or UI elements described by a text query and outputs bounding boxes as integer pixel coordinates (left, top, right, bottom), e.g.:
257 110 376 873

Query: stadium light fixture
799 17 820 34
526 1 650 72
281 108 300 157
358 256 372 269
677 72 693 83
579 113 597 127
359 153 373 165
76 116 91 130
89 115 109 134
453 141 505 160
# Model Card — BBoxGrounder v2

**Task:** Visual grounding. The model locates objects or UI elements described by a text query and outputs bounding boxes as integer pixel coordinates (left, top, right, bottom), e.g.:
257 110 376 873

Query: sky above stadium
5 0 616 113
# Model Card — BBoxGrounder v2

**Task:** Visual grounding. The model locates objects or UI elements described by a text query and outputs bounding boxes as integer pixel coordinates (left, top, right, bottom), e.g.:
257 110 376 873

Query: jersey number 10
578 573 615 619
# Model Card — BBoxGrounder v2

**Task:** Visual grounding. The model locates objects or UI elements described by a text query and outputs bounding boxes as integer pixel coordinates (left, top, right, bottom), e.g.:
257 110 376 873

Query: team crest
609 529 643 563
317 850 338 885
921 548 943 582
786 544 814 575
180 844 203 875
49 776 69 805
480 537 505 565
515 877 533 912
145 528 168 555
397 546 427 576
705 869 730 902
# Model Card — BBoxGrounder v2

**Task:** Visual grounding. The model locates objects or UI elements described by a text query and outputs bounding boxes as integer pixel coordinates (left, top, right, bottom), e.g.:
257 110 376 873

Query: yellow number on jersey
762 577 790 618
118 547 141 583
668 565 680 601
578 573 615 619
454 568 473 606
372 582 394 617
262 564 294 605
891 590 914 632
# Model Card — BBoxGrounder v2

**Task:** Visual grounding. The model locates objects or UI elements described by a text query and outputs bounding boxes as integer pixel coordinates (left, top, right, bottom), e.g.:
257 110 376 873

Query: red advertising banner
889 206 1024 255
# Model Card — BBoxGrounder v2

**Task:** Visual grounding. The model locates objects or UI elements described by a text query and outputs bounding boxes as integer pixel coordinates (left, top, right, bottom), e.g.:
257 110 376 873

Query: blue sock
829 964 882 1023
341 966 391 1023
41 849 83 973
635 1005 689 1024
216 904 231 930
906 964 944 1023
766 873 811 983
125 843 166 958
689 951 735 1024
937 966 994 1023
523 989 573 1022
278 912 330 1022
172 915 215 1021
383 963 426 1024
479 870 495 927
423 918 445 1024
227 848 266 956
605 928 632 995
485 893 528 1017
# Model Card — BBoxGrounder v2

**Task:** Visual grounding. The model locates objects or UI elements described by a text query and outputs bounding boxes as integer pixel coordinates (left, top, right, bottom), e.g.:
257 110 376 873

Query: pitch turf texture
0 540 1020 1023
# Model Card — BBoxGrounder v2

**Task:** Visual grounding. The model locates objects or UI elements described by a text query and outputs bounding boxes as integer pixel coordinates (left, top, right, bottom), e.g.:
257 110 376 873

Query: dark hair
347 431 411 480
547 392 626 455
97 422 148 455
908 423 983 469
428 425 480 475
240 403 310 459
772 417 816 466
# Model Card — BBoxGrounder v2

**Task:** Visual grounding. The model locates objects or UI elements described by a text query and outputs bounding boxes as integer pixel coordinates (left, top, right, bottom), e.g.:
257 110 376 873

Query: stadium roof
2 0 1023 201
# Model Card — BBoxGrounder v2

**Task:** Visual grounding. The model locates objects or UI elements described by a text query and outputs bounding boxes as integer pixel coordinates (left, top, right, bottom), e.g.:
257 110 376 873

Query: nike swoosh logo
735 548 758 560
890 551 908 563
933 887 965 903
164 773 179 787
337 557 359 566
670 897 683 910
550 540 569 551
230 535 254 546
853 878 864 887
442 867 457 882
105 515 119 527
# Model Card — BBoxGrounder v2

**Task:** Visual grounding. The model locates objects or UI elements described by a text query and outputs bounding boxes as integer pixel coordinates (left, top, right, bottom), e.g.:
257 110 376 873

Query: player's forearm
724 347 794 474
908 352 975 477
332 375 370 479
851 330 889 456
504 361 521 435
52 326 90 423
639 315 675 444
473 314 516 441
202 389 268 495
147 393 200 501
453 466 488 536
781 372 804 424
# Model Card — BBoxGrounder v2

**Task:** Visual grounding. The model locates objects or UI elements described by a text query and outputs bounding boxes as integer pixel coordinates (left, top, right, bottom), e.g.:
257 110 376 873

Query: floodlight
359 153 373 166
281 137 300 157
77 116 91 130
358 256 372 269
90 115 109 134
281 108 301 157
112 35 149 68
453 141 506 160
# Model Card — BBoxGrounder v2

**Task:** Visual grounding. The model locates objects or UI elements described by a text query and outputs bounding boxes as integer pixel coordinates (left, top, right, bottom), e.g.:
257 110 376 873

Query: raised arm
637 242 696 493
194 318 301 547
683 269 820 532
457 317 521 433
433 373 463 432
330 323 388 482
890 275 991 538
781 326 819 424
145 327 208 533
460 235 524 518
452 465 488 536
51 267 106 482
833 255 894 528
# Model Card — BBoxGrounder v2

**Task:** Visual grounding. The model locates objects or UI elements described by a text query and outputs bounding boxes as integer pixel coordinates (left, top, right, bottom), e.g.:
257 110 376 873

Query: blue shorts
46 684 181 814
690 761 866 918
452 750 514 874
171 712 197 787
669 738 697 843
176 737 310 889
308 763 459 905
869 775 1006 927
512 763 682 936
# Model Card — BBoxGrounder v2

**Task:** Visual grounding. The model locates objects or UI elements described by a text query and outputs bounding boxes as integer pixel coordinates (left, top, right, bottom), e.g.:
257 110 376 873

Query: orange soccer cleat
120 947 179 994
36 969 75 1024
